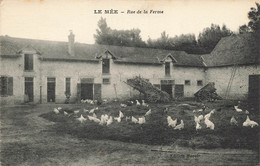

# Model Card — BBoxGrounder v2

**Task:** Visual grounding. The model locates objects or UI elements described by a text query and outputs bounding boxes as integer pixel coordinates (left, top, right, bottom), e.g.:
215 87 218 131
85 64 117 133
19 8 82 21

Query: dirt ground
0 104 259 166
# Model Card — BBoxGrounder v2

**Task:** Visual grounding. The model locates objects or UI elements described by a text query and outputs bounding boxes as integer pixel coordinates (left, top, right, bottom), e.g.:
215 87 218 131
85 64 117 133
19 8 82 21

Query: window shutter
0 77 3 95
77 83 81 103
94 84 102 100
7 77 13 95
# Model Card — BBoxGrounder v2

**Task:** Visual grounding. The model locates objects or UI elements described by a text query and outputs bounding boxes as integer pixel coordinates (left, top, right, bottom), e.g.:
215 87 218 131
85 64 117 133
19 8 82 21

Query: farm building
0 32 259 105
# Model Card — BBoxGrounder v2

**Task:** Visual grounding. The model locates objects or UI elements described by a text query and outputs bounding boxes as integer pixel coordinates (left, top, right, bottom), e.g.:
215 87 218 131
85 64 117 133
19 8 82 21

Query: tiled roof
201 33 259 67
0 35 203 67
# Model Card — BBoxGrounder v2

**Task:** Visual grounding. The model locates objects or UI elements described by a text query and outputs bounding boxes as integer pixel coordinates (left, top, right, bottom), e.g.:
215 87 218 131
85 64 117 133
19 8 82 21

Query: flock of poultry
53 100 259 130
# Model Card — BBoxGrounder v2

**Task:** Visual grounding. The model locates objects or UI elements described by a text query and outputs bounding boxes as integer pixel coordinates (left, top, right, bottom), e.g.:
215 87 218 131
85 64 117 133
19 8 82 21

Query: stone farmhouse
0 32 259 105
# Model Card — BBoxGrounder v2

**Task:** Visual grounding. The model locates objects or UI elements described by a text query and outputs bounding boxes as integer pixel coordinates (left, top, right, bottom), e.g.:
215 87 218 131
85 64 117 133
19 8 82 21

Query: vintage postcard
0 0 259 165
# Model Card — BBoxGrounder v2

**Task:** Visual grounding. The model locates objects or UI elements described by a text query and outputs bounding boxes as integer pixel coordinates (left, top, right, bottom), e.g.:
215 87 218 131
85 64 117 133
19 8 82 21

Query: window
165 62 170 76
24 54 33 71
0 76 13 96
102 59 110 74
185 80 191 85
197 80 203 86
103 78 110 84
65 78 71 95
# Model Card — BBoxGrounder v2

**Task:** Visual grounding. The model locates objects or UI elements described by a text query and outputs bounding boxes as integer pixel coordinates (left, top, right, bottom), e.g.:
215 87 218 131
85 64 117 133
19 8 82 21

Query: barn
0 32 259 105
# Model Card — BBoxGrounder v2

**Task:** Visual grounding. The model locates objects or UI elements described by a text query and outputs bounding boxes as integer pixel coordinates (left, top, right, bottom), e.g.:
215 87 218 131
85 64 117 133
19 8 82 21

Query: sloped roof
0 35 204 66
202 33 260 67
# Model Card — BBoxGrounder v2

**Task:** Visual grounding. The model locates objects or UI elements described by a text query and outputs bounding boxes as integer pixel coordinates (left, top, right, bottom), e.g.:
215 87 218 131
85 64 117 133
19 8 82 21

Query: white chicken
230 116 238 126
195 122 202 130
83 109 89 113
106 116 113 126
74 110 80 114
142 100 149 107
114 116 121 123
138 117 146 124
131 116 139 123
243 116 259 128
145 109 152 116
205 118 215 130
136 100 141 106
100 115 107 125
125 116 131 121
88 115 101 123
120 103 127 108
119 111 124 118
64 111 68 115
89 108 95 114
167 116 177 127
53 108 59 114
174 120 184 130
245 110 250 114
204 110 214 119
77 114 87 123
57 107 62 110
234 106 243 112
92 113 97 118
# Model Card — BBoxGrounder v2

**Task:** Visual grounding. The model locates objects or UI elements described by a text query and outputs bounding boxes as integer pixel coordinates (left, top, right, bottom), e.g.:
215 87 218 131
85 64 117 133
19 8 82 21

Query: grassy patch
40 100 259 150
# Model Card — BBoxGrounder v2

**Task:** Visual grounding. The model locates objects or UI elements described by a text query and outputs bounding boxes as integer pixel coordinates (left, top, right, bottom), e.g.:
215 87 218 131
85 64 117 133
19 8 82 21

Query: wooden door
174 84 184 98
25 77 34 102
81 83 93 100
47 78 56 102
161 84 172 98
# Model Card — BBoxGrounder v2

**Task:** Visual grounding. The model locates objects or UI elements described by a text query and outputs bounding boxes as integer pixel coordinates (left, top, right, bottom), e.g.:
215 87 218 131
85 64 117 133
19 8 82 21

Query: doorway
81 83 93 100
161 84 173 98
25 77 34 102
47 78 55 102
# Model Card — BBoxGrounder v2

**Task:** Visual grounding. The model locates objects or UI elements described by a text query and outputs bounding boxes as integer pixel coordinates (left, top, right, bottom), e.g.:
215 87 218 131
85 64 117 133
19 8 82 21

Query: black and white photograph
0 0 259 165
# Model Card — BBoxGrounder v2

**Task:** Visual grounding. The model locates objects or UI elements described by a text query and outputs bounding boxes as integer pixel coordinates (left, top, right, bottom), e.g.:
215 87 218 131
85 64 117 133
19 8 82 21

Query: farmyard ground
0 100 259 166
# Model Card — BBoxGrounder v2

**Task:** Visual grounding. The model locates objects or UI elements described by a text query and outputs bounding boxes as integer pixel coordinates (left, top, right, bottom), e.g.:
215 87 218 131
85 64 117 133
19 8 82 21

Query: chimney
68 30 75 56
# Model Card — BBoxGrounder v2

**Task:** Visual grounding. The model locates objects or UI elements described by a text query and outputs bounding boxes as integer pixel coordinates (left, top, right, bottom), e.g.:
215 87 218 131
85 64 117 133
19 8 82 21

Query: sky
0 0 259 44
